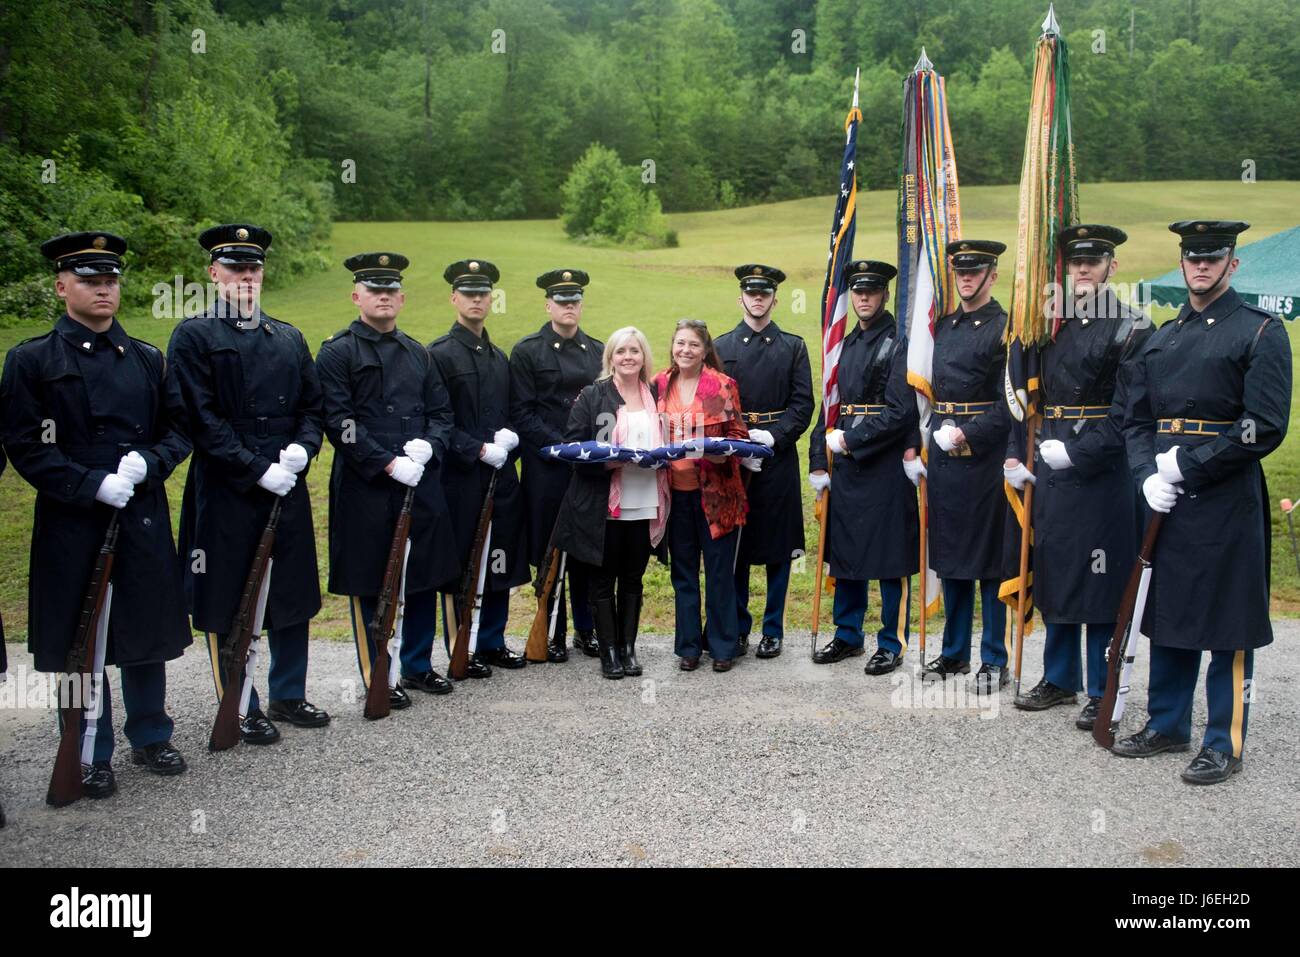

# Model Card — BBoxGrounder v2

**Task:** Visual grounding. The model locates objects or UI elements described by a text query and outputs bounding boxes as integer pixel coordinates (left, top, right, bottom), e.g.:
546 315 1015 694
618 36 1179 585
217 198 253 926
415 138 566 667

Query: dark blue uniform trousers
547 561 593 640
735 560 791 641
440 589 509 654
832 577 911 655
669 489 739 660
73 662 173 764
940 578 1007 666
1147 645 1254 758
350 588 441 685
206 620 310 713
1043 622 1113 698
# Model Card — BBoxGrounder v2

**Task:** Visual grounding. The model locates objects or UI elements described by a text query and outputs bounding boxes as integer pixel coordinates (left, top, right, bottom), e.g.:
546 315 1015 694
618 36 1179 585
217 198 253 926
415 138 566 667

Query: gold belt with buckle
743 410 784 425
1157 417 1233 435
839 403 886 416
1044 404 1110 420
932 400 994 415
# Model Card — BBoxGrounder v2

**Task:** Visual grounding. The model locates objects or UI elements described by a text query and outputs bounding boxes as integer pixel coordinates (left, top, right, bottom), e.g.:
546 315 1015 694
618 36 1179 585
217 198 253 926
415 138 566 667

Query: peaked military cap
1169 220 1250 259
41 231 127 275
946 240 1006 270
1059 224 1127 259
734 264 786 293
345 252 408 289
847 259 898 291
200 224 272 264
537 268 589 303
444 259 499 293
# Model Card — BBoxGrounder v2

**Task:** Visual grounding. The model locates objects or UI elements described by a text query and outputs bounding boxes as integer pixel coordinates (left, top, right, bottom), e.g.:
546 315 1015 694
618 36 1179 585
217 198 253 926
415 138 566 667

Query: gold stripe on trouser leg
207 632 225 701
895 580 908 656
351 596 373 688
1230 650 1246 759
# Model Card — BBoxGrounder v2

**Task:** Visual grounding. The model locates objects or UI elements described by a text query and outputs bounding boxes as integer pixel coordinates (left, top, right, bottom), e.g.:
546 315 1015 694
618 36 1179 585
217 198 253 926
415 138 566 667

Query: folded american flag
541 439 773 467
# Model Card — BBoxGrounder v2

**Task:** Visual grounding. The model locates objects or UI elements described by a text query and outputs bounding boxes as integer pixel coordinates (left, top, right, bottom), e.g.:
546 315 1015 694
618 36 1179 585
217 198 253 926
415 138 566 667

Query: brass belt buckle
1051 406 1063 419
1169 418 1184 434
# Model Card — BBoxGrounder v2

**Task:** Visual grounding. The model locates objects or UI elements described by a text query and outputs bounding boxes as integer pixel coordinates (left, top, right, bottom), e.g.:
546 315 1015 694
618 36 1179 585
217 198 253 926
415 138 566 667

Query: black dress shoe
547 638 569 663
921 655 970 680
712 658 733 672
82 762 117 799
736 635 749 657
401 671 454 695
1181 747 1243 785
268 698 331 728
460 656 492 679
863 648 902 675
478 647 526 670
131 741 187 776
389 686 413 710
812 637 866 664
973 663 1009 694
574 629 600 658
679 656 700 671
1075 697 1101 730
756 635 782 658
240 710 281 745
1111 723 1191 758
1014 677 1077 711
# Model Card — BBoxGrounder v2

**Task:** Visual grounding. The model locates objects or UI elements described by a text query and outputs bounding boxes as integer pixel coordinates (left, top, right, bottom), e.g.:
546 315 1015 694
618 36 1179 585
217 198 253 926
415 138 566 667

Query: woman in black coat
553 327 669 678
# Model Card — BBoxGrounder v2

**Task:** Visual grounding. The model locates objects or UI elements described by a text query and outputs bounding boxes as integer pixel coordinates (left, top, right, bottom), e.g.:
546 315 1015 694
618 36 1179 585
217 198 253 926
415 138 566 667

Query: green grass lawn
3 180 1298 645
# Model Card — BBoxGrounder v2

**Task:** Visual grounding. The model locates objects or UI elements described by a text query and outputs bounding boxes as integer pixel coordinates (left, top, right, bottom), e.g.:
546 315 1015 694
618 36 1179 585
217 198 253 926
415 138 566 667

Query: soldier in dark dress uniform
1 232 191 798
429 260 530 677
317 253 459 710
1115 220 1290 785
167 224 329 746
919 240 1012 692
509 269 603 661
715 264 813 659
1008 226 1152 729
809 261 919 673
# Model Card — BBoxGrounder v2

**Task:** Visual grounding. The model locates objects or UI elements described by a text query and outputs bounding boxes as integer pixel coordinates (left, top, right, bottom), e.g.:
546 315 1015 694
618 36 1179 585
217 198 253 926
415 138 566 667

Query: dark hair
669 319 723 373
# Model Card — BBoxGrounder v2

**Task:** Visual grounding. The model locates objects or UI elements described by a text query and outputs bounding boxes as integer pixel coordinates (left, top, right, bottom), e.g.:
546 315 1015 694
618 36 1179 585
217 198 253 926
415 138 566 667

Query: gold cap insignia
1077 227 1089 237
960 243 970 251
751 266 762 276
236 228 249 240
469 261 480 272
92 235 107 249
378 255 390 266
562 270 572 281
1196 224 1208 232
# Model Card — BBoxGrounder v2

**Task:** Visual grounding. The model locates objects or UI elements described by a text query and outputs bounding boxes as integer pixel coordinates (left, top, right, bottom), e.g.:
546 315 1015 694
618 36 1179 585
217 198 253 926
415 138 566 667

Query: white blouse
617 409 658 521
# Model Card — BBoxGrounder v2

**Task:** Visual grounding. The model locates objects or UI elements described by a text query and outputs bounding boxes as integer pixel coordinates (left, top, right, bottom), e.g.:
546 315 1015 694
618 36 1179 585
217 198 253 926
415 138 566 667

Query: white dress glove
740 456 763 472
389 455 425 487
95 473 135 509
1003 462 1036 490
1155 447 1184 485
279 443 309 474
258 462 298 497
903 457 927 487
480 443 508 469
404 438 433 466
808 471 831 493
116 450 148 485
748 428 775 448
1142 473 1182 513
826 429 848 455
1039 439 1072 471
493 428 519 452
934 424 958 452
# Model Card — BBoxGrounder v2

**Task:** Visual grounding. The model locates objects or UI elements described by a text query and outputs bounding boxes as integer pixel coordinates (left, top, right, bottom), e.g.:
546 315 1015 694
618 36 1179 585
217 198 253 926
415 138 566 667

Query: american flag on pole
819 69 862 433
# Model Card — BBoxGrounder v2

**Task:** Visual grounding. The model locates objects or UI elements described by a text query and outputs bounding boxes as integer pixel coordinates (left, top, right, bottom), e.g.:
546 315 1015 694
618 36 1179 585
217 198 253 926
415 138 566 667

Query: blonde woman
553 327 670 678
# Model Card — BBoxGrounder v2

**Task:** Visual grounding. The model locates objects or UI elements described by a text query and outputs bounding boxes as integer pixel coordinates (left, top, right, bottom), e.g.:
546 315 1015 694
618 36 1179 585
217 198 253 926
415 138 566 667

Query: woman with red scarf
655 319 750 672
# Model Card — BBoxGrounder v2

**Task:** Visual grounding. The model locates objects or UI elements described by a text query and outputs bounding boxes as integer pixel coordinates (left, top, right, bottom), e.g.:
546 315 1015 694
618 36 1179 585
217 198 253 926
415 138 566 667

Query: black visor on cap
550 290 583 303
740 279 776 292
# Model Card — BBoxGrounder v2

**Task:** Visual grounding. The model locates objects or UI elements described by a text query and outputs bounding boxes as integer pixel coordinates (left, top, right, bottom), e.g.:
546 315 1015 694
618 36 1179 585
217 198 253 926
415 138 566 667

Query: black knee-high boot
618 589 643 676
591 598 623 679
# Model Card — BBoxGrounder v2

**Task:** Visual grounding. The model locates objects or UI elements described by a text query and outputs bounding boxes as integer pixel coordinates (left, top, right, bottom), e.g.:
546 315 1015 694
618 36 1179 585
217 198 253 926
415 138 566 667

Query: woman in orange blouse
654 319 750 672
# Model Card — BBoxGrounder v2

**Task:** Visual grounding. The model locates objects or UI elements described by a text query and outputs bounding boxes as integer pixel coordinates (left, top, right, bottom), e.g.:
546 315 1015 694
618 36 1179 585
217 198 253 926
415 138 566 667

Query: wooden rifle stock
526 520 565 663
450 470 498 679
47 513 120 808
365 487 416 720
209 499 282 752
1094 513 1165 748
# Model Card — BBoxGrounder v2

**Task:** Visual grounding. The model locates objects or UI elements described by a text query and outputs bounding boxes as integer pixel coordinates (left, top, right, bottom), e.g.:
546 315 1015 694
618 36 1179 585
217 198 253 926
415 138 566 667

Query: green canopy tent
1142 225 1300 320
